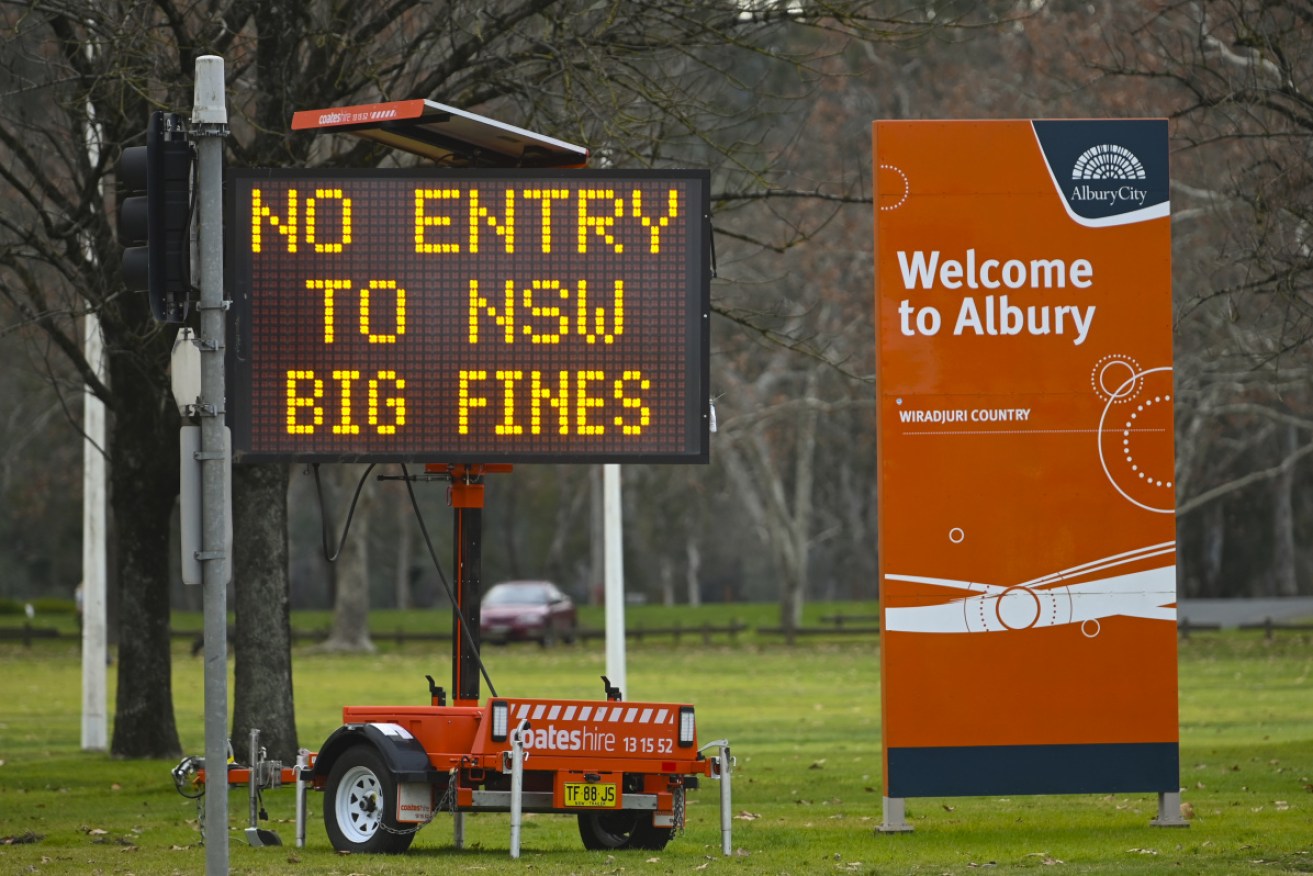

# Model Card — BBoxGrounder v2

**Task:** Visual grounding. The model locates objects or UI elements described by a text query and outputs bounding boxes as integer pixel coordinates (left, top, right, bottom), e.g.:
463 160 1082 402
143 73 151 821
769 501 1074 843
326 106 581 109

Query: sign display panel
874 120 1178 798
228 168 710 463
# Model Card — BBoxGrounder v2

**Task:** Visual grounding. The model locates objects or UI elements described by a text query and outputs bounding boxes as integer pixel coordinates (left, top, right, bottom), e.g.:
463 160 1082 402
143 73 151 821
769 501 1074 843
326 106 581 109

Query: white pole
80 312 108 751
79 51 108 752
603 464 626 698
508 721 529 858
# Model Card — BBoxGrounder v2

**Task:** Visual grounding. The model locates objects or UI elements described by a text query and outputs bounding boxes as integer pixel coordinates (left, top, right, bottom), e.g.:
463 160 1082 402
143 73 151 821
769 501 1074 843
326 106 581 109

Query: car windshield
483 584 553 606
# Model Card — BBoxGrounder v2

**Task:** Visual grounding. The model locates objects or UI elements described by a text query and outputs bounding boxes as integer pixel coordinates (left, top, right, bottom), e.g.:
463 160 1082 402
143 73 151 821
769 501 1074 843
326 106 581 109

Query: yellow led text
286 369 405 435
252 188 352 253
469 189 515 254
308 279 407 345
457 369 651 436
577 189 623 254
415 188 462 253
614 371 652 434
253 186 682 256
410 187 680 255
469 279 623 345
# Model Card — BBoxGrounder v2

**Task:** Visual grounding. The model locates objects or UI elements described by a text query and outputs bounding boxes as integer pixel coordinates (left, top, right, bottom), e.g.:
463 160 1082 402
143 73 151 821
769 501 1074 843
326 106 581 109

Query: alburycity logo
1070 144 1148 207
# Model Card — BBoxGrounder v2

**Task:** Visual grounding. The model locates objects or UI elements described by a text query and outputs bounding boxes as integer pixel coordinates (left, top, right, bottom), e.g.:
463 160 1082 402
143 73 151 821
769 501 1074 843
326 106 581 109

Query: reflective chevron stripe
512 703 674 725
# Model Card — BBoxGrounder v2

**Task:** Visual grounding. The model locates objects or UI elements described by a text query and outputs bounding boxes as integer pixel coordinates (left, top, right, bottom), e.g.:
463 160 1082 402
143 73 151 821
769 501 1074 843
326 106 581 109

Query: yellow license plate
564 782 617 808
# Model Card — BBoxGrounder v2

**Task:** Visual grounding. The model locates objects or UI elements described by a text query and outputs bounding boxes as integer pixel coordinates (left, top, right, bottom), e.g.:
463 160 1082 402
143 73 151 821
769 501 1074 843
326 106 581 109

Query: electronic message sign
228 169 711 463
874 120 1179 801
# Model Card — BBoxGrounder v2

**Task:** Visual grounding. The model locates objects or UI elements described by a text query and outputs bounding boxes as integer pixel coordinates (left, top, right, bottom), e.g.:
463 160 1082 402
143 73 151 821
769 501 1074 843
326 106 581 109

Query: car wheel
323 745 415 854
577 811 673 851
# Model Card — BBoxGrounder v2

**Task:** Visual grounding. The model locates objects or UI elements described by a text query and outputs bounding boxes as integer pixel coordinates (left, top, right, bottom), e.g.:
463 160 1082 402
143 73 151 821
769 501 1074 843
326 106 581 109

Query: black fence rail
1178 617 1313 640
164 622 753 647
756 613 880 637
576 621 749 644
0 623 60 646
11 615 1312 648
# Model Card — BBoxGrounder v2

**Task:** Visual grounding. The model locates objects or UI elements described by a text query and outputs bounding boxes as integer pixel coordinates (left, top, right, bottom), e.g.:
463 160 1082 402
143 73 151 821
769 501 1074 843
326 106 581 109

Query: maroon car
479 580 577 645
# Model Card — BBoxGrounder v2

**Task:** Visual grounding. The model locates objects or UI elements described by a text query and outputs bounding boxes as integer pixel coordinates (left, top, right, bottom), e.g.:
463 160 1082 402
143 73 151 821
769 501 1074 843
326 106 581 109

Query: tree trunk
321 464 376 652
1201 501 1225 599
395 495 413 611
1272 423 1298 597
777 374 821 640
660 553 675 606
232 462 298 762
685 538 701 607
108 332 181 759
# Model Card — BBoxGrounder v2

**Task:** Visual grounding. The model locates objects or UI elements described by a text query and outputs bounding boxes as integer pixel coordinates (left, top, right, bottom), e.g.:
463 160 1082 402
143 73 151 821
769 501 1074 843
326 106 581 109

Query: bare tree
1096 0 1313 594
0 0 998 758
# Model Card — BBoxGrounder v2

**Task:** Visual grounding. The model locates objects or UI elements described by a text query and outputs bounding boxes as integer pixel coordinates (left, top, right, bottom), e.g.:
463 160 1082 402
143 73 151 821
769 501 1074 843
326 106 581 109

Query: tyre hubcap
337 766 383 843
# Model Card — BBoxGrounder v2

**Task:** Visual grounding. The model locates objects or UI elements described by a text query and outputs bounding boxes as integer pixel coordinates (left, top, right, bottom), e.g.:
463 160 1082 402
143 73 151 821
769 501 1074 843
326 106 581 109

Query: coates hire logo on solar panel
1032 120 1169 228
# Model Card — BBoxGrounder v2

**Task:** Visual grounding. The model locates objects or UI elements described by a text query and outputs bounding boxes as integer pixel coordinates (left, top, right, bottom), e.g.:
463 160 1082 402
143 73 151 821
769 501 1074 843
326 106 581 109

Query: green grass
1 620 1311 874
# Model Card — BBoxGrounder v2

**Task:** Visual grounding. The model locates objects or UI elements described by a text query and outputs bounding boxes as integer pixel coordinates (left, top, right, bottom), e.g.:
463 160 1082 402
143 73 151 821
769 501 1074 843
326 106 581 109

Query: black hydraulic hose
311 462 376 563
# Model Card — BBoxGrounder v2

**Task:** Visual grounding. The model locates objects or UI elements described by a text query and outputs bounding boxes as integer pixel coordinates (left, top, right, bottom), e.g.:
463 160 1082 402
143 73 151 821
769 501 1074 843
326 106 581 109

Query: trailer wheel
323 745 414 854
577 812 673 851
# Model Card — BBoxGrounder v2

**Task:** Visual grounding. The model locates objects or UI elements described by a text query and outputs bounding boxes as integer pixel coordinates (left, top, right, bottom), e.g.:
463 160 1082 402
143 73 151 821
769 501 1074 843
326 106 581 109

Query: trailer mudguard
312 722 438 784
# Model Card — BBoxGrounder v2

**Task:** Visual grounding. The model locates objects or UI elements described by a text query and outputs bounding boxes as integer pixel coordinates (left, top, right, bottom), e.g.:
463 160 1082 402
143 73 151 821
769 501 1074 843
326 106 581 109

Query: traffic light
119 111 193 322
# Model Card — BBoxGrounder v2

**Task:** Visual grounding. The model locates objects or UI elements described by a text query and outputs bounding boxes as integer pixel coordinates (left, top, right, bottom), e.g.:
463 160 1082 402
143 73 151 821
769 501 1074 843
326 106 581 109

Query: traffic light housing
119 111 193 322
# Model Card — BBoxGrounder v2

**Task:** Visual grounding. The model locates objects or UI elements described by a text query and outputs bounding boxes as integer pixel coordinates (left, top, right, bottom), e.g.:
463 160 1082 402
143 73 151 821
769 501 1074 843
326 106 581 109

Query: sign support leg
449 466 484 705
878 796 914 833
1151 790 1189 827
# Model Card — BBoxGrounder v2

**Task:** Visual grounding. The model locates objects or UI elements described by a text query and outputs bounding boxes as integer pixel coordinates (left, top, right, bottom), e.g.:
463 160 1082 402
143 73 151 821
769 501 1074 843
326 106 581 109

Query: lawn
0 618 1310 875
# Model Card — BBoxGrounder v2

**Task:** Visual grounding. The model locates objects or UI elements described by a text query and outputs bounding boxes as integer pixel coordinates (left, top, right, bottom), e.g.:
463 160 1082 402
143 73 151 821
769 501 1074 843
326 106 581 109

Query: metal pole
192 55 230 876
508 720 529 859
295 750 309 848
80 311 108 751
603 464 626 697
717 742 733 856
248 729 260 831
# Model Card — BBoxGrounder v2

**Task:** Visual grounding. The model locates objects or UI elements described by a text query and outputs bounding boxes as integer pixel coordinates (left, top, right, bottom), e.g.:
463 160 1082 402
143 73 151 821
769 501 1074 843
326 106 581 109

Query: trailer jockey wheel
577 812 673 851
324 745 415 854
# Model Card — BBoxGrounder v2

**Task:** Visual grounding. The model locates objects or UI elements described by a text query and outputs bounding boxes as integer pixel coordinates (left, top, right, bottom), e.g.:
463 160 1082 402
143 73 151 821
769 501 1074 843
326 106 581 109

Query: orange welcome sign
873 120 1178 798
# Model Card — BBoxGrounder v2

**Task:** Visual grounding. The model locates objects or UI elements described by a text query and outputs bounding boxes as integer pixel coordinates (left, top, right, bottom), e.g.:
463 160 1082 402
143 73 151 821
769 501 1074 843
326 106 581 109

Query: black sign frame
227 167 711 464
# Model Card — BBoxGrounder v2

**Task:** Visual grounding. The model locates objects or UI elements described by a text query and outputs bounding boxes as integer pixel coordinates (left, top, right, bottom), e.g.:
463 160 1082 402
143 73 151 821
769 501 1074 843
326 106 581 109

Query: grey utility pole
192 55 231 876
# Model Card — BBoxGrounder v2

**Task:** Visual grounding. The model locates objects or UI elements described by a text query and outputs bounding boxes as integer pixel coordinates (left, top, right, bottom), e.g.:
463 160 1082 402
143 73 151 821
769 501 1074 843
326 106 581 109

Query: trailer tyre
577 811 673 851
323 744 415 854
